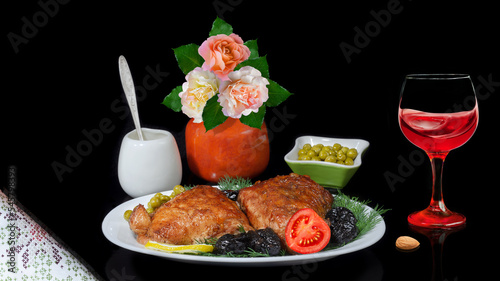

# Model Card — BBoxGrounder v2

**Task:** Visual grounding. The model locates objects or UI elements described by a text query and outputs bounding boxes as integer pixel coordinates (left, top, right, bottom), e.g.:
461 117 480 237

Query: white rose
179 67 220 123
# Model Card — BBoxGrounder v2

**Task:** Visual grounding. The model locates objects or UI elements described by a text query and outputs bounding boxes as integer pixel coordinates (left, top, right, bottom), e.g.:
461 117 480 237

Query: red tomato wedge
285 208 331 254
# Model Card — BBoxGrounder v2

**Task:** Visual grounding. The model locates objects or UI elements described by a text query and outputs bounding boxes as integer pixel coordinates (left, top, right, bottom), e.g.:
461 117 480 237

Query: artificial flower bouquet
162 17 292 131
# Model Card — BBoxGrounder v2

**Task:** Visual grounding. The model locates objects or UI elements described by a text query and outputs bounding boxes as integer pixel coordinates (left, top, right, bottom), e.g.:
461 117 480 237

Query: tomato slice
285 208 331 254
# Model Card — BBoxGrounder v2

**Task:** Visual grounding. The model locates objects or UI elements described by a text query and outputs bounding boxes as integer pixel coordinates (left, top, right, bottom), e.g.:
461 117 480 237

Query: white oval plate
102 190 385 267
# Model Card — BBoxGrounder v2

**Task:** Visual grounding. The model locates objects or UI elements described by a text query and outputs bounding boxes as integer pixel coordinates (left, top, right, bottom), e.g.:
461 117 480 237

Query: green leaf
173 43 204 75
162 86 183 112
202 95 228 131
209 17 233 36
331 191 390 241
265 79 293 107
235 55 269 78
244 39 259 59
240 106 266 129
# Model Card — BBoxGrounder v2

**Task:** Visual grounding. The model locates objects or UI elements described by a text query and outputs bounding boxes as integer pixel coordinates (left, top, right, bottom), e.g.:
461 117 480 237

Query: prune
325 207 359 246
249 228 282 256
213 228 282 256
326 207 358 225
222 190 239 201
213 233 248 255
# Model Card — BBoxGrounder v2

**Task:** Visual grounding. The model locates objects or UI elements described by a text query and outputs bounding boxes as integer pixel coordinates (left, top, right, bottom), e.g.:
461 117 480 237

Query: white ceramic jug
118 128 182 197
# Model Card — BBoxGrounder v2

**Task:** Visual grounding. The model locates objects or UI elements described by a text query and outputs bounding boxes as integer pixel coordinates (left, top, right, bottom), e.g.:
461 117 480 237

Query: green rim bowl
284 136 370 189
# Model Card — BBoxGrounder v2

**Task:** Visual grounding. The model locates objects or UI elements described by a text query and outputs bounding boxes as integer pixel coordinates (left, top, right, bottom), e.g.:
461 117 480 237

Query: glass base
408 206 466 228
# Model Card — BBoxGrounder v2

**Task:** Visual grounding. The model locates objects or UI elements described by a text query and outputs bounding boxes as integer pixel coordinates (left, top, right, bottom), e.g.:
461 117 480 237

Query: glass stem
428 152 448 213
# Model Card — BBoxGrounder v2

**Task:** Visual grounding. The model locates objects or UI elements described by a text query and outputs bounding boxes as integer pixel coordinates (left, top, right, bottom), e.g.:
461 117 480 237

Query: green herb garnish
193 237 218 246
183 184 196 191
218 176 252 191
332 191 390 240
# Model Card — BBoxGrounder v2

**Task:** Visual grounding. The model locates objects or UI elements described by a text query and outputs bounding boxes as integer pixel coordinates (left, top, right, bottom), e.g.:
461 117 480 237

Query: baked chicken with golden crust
237 173 333 252
129 185 253 245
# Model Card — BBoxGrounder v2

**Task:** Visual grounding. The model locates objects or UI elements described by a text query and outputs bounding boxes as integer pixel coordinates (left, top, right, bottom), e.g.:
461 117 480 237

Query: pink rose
198 33 251 81
218 66 269 119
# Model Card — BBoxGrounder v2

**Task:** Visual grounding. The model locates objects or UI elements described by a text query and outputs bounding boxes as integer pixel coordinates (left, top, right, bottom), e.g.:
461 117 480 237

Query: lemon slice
145 241 214 254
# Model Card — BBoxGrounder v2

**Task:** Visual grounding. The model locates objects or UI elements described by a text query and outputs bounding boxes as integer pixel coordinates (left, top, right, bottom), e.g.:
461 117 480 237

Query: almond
396 236 420 251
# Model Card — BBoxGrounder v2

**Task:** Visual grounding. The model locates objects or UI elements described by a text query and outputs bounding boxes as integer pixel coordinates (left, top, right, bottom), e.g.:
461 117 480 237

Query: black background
3 0 499 280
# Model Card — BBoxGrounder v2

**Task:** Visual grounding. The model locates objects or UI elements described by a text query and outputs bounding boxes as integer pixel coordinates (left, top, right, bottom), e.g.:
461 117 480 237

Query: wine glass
398 74 479 228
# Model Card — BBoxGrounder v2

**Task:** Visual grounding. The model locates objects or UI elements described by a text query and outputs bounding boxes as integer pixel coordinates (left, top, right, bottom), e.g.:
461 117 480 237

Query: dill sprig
218 176 253 191
332 191 390 239
183 184 196 191
193 237 217 246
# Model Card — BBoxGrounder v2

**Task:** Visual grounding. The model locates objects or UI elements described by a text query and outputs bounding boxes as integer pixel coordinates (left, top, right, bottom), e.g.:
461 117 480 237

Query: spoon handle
119 56 145 141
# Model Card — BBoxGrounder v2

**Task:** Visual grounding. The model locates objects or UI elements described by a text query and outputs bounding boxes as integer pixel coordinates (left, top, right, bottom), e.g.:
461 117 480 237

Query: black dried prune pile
325 207 359 246
213 228 282 256
249 228 282 256
213 233 249 255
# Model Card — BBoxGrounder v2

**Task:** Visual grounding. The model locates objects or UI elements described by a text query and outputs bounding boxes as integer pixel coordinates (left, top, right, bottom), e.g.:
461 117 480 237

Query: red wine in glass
398 74 478 228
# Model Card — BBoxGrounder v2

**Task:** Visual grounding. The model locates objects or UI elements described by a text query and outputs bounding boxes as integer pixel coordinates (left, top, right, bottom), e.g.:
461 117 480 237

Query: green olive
332 143 342 151
311 156 321 161
298 149 307 156
311 146 322 154
298 155 311 160
347 148 358 159
123 210 132 221
325 155 337 162
340 147 349 154
336 151 346 161
307 150 317 157
173 185 185 195
318 150 328 160
302 144 312 151
150 197 160 208
344 158 354 165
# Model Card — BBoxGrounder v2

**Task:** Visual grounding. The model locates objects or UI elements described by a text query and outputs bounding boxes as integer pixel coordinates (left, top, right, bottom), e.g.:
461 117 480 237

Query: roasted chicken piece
237 173 333 252
129 185 253 245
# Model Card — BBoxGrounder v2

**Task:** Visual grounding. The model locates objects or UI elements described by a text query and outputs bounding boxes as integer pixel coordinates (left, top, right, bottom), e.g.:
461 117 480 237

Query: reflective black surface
4 1 498 280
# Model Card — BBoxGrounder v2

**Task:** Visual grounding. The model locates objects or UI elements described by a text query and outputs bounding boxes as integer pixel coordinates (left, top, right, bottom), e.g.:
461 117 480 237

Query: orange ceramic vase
185 118 270 182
